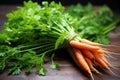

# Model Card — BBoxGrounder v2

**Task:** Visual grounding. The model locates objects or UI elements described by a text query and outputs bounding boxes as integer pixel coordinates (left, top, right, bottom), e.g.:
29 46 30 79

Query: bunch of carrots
69 38 112 80
1 1 119 78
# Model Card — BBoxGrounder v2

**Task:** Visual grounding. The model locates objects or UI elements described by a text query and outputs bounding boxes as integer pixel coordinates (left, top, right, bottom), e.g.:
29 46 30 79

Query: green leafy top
65 4 120 44
0 1 76 75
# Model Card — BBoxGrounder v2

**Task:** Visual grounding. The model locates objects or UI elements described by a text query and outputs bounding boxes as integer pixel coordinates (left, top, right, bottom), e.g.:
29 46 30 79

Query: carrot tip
108 69 117 76
92 69 102 75
89 72 94 80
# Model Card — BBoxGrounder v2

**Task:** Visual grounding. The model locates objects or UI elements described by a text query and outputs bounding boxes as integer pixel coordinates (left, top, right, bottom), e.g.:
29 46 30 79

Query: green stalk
19 43 54 53
103 18 120 34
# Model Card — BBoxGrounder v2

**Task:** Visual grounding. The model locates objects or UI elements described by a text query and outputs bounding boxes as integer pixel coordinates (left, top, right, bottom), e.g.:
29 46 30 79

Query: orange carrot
93 50 109 64
100 56 111 67
96 48 107 54
96 58 110 70
70 40 99 50
80 39 102 46
69 49 80 68
73 48 94 80
91 49 105 57
84 57 101 74
93 52 110 70
82 50 94 60
96 49 111 58
96 49 105 54
93 60 100 66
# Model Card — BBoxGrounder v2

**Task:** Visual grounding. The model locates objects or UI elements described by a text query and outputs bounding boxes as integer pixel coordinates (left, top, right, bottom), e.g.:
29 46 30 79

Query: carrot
97 58 110 70
96 49 105 54
91 49 105 58
93 60 100 66
94 57 116 76
70 40 99 50
93 50 110 66
69 49 80 68
96 48 113 59
96 48 108 54
82 50 94 60
93 52 110 70
92 50 111 69
73 48 94 80
84 57 101 74
80 39 102 46
69 39 113 79
100 56 111 67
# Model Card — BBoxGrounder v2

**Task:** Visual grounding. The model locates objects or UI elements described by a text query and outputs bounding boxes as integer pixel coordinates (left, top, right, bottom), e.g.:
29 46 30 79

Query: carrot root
82 50 94 60
73 48 94 79
84 57 102 74
80 39 102 46
70 41 100 50
69 39 113 79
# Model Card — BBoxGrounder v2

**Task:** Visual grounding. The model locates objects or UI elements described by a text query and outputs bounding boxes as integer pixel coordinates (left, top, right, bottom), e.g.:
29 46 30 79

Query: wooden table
0 5 120 80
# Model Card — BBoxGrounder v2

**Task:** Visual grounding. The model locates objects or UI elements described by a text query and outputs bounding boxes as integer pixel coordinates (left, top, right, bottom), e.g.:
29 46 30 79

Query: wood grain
0 5 120 80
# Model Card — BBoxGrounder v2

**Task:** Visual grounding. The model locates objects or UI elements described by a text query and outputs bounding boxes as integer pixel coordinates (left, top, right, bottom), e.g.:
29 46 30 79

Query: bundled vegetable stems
0 1 120 79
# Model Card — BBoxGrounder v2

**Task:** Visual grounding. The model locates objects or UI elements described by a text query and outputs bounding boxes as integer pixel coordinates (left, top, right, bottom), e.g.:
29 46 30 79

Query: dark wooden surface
0 5 120 80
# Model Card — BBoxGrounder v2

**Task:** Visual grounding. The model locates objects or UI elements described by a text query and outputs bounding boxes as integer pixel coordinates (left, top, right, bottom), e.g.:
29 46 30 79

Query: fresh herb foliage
65 3 120 44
